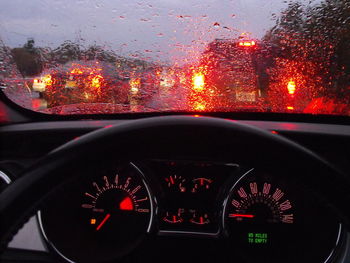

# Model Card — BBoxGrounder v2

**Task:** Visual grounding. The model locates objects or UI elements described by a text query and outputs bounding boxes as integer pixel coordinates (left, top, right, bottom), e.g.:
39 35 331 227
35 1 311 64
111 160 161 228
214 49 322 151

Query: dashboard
1 119 350 263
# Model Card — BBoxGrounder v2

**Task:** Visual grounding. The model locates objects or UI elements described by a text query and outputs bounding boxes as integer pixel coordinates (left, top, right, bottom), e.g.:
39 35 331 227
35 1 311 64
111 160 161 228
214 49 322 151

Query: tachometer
38 163 154 263
81 173 152 233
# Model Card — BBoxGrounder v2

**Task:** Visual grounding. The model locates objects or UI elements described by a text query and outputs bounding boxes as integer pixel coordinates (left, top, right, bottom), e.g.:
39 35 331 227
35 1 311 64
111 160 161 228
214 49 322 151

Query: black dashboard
1 119 350 263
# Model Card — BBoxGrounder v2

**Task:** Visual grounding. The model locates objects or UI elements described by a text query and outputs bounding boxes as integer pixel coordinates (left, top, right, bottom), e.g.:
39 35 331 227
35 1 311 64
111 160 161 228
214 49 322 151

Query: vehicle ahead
32 61 130 108
32 75 49 93
0 0 350 263
191 36 266 111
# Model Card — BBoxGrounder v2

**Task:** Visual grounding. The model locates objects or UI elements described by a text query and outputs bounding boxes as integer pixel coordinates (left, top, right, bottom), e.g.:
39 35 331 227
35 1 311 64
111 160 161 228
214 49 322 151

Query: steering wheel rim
1 116 350 253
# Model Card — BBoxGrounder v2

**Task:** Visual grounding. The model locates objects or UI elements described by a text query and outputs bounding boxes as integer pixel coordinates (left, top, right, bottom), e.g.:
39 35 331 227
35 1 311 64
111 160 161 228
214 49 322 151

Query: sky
0 0 302 64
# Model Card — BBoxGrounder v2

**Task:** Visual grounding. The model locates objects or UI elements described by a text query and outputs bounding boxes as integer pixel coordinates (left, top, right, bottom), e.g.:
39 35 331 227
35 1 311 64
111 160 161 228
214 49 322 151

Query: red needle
96 213 111 231
229 214 255 218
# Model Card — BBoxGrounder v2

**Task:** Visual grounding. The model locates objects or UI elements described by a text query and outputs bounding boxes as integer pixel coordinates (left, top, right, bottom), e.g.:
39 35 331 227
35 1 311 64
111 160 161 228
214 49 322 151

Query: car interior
1 96 350 263
0 0 350 263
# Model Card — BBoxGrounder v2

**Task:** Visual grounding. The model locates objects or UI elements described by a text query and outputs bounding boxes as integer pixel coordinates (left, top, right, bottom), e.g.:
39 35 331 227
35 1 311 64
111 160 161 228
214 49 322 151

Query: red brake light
238 41 256 47
287 80 296 95
192 72 205 92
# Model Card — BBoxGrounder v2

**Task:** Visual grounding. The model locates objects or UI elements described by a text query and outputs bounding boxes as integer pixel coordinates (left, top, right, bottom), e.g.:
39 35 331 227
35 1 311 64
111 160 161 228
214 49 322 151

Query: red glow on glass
303 97 348 115
104 124 113 128
193 102 206 111
0 103 9 123
31 99 42 111
119 197 134 211
271 130 279 135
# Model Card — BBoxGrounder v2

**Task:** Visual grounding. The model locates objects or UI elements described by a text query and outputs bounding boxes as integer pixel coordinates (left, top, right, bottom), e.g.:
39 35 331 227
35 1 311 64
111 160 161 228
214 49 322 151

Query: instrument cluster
38 160 345 263
150 160 236 234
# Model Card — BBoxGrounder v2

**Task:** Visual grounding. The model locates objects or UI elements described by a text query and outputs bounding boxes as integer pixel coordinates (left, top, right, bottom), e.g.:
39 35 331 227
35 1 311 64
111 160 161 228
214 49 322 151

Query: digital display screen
248 233 268 244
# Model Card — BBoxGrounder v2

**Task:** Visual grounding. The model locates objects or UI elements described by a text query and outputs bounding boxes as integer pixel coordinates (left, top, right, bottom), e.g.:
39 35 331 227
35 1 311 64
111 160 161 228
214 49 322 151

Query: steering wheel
1 116 350 256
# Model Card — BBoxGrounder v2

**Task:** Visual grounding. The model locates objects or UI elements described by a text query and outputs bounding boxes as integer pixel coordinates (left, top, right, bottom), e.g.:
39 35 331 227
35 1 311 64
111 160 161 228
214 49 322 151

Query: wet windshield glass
0 0 349 115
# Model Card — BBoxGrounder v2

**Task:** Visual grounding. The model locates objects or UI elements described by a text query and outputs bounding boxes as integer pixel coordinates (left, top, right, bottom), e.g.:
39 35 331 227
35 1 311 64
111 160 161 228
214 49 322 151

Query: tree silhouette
11 39 43 76
265 0 350 102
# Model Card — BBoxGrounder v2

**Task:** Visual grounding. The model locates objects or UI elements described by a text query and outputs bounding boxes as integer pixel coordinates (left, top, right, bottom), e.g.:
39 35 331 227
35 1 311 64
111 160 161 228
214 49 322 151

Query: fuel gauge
165 175 186 192
163 208 184 224
189 209 210 225
191 178 212 193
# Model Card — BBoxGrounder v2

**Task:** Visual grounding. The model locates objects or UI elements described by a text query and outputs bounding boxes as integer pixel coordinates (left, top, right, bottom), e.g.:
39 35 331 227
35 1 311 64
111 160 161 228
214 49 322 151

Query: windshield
0 0 349 115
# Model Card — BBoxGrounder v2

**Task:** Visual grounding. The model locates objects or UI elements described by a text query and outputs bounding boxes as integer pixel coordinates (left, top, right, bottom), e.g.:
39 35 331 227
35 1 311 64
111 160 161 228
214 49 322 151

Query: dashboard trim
0 170 11 185
323 223 344 263
2 120 350 137
37 210 75 263
130 162 156 234
221 168 254 234
158 230 219 238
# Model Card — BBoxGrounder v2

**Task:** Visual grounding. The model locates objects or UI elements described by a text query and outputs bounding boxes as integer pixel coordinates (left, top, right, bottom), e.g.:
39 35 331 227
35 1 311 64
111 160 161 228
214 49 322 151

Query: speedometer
227 175 294 225
224 169 343 263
